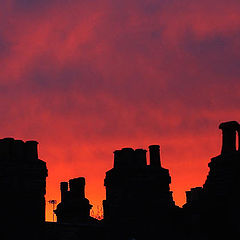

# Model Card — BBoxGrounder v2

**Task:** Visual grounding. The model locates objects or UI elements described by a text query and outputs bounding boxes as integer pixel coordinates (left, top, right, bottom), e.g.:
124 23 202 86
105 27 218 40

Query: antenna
48 200 57 222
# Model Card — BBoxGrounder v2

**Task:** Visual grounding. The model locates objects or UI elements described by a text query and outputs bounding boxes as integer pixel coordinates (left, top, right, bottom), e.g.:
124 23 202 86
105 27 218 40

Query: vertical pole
53 202 55 222
48 200 57 222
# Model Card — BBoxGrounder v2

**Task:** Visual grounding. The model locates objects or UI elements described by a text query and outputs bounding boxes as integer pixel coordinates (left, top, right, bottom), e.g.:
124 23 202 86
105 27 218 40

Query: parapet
0 138 39 162
219 121 239 154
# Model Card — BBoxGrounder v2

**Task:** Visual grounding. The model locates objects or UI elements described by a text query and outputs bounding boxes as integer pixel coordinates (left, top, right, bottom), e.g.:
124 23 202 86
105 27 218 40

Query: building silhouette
183 121 240 238
1 121 240 239
46 177 103 240
103 145 179 239
54 177 98 224
0 138 48 239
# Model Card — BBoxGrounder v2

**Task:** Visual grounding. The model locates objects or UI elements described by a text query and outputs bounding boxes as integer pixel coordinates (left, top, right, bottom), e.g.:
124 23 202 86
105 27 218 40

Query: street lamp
48 200 57 222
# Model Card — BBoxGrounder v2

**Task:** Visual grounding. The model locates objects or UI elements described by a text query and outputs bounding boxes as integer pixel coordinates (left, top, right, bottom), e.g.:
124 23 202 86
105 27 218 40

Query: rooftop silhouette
54 177 98 224
0 138 48 239
0 121 239 239
183 120 240 239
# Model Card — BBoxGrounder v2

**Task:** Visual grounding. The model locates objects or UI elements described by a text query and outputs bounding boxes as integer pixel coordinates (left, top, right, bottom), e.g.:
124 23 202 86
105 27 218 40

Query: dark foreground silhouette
0 121 239 240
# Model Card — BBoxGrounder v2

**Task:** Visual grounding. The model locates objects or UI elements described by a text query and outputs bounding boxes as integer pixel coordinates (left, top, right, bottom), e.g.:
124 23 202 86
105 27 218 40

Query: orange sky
0 0 240 221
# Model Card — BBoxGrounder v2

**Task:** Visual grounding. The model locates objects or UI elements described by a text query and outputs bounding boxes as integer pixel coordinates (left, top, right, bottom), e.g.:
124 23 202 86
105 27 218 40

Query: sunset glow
1 0 240 221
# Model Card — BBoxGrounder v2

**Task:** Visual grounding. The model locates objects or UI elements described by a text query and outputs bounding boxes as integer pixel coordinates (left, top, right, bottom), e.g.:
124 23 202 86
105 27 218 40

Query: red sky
1 0 240 221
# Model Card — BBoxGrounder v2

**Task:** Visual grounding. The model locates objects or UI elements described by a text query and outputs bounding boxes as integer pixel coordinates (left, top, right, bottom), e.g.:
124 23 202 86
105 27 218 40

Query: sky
1 0 240 221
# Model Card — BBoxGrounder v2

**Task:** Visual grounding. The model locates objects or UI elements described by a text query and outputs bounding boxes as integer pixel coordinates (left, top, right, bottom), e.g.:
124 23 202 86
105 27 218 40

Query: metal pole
53 202 55 222
48 200 57 222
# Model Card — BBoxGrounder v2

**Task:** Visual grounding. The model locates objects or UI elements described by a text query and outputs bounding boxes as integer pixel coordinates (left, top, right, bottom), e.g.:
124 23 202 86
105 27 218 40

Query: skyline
1 0 240 221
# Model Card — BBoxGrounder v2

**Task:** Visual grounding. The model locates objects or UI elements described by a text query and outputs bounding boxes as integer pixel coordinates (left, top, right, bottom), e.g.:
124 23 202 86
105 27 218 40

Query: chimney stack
0 138 14 161
113 150 121 169
219 121 239 154
60 182 68 202
149 145 161 167
121 148 135 167
134 149 147 167
25 141 38 161
69 177 85 198
12 140 25 161
113 148 135 168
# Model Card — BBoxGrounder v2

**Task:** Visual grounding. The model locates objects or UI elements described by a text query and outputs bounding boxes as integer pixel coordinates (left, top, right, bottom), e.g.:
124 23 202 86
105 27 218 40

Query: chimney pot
0 138 14 161
134 149 147 167
60 182 68 202
13 140 25 161
25 141 38 161
149 145 161 167
219 121 239 154
69 177 85 198
113 150 121 168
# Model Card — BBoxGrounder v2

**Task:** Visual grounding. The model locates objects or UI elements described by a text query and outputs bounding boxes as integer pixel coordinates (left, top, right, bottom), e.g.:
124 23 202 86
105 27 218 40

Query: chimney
114 148 135 168
121 148 135 167
113 150 121 169
12 140 25 161
60 182 68 202
149 145 161 167
25 141 38 161
219 121 239 154
69 177 85 198
0 138 14 161
134 149 147 167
